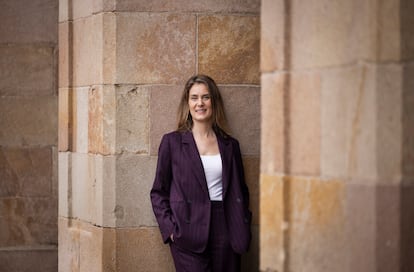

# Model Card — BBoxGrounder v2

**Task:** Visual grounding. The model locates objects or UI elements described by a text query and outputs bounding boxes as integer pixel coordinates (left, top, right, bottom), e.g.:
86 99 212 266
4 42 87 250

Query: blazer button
244 217 249 223
236 198 241 203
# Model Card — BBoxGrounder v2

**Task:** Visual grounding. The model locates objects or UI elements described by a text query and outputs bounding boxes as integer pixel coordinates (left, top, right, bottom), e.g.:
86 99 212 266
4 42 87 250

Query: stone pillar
58 0 260 271
260 0 414 271
0 0 58 271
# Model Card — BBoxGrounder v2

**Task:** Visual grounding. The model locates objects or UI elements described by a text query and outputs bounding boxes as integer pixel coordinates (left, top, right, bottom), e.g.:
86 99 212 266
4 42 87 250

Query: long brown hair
177 74 230 137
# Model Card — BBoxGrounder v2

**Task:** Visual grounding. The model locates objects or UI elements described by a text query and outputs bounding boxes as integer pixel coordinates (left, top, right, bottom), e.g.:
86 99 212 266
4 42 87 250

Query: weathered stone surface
59 22 71 88
290 0 376 69
70 153 116 227
58 217 116 272
0 246 58 272
261 0 285 72
116 227 174 272
402 63 414 177
0 147 53 197
321 65 377 180
72 87 89 153
401 181 414 271
0 0 58 43
58 152 70 217
221 86 260 156
0 96 57 146
149 85 182 155
116 13 196 84
72 14 103 86
288 177 347 272
116 85 149 154
0 197 57 247
198 15 260 84
289 72 321 176
261 73 285 175
59 88 71 151
260 174 284 272
0 45 56 96
401 0 414 60
115 154 157 227
88 85 116 155
376 64 403 180
115 0 259 13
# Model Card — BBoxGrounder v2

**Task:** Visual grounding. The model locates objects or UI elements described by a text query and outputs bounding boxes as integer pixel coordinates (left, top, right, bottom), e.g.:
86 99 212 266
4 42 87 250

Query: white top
200 154 223 201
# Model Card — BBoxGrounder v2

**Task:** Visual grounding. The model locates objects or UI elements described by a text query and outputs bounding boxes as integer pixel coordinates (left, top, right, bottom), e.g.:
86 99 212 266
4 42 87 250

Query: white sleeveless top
200 154 223 201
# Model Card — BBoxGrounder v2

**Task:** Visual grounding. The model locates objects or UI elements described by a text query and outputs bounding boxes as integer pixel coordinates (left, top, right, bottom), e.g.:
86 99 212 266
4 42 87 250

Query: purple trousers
169 201 241 272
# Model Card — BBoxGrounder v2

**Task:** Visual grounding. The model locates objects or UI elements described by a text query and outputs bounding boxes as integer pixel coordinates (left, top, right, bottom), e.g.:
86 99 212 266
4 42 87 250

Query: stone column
260 0 414 271
58 0 260 271
0 0 58 271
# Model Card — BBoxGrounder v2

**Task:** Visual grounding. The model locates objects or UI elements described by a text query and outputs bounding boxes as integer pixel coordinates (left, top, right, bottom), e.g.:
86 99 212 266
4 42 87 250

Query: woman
150 74 252 271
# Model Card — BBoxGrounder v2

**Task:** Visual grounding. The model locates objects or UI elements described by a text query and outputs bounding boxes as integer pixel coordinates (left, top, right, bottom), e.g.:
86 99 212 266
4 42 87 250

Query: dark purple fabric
150 131 252 254
169 201 241 272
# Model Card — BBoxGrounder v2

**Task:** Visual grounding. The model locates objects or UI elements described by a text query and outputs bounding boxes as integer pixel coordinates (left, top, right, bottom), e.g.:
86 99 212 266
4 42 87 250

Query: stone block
0 0 58 43
59 0 69 22
344 182 376 272
72 87 89 153
401 181 414 271
0 246 57 272
198 15 260 84
0 96 57 146
0 45 56 96
58 152 70 217
115 227 174 271
259 174 284 272
261 0 285 72
401 0 414 60
261 73 285 175
220 86 260 156
59 88 71 151
289 72 321 176
243 156 260 226
116 85 149 154
402 63 414 177
115 0 259 13
288 177 347 272
72 14 103 86
116 13 196 84
289 0 376 69
149 85 182 155
115 154 157 227
376 183 401 272
0 146 53 197
0 197 57 247
376 65 403 180
58 217 116 272
59 22 71 88
70 153 116 227
321 65 377 180
88 85 116 155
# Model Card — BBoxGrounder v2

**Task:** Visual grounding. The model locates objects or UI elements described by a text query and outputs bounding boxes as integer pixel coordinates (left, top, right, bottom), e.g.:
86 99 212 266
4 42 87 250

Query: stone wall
260 0 414 271
58 0 260 271
0 0 58 271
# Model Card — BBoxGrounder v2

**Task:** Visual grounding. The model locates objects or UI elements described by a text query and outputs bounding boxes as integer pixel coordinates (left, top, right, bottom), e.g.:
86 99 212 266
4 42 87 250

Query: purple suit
150 131 252 254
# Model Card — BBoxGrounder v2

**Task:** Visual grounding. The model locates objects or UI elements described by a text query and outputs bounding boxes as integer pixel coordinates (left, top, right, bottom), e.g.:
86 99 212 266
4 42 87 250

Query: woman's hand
170 234 174 242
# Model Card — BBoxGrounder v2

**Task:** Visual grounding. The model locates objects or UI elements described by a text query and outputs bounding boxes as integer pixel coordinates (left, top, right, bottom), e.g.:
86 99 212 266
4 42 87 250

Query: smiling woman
150 74 252 272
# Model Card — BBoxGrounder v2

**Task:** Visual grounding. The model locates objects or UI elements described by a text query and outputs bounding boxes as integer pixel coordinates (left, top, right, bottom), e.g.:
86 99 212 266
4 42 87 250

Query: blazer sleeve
150 134 175 243
234 139 251 213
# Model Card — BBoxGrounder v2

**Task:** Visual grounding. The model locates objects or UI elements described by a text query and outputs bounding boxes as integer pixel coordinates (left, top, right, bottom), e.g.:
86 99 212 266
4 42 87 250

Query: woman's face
188 83 213 125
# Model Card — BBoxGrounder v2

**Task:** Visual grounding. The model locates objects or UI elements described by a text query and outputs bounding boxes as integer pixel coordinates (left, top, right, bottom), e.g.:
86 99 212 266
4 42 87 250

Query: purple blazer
150 130 252 254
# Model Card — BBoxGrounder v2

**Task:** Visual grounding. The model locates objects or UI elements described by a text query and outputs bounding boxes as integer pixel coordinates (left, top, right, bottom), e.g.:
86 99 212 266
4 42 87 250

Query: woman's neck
192 122 215 138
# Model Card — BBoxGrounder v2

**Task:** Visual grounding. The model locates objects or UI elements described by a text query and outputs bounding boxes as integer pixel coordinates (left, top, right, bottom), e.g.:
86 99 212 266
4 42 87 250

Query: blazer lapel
217 134 232 199
181 131 209 194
